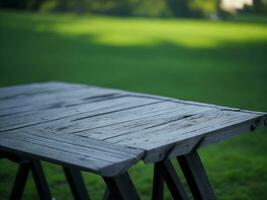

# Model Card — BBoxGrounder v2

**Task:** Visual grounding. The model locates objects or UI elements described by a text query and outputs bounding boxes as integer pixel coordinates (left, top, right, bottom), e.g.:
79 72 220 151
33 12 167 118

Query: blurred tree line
0 0 266 18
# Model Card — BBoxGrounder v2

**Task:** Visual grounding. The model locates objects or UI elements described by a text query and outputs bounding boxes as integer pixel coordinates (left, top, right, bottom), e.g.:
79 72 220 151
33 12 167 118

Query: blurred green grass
0 11 267 200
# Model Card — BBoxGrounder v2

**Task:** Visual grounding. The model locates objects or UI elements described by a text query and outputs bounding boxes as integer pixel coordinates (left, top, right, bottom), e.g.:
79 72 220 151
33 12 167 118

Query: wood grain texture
0 96 161 132
0 82 266 172
0 131 144 177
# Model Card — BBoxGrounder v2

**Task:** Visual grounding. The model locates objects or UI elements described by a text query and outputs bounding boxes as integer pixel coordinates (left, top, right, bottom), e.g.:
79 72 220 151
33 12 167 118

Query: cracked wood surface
0 82 266 174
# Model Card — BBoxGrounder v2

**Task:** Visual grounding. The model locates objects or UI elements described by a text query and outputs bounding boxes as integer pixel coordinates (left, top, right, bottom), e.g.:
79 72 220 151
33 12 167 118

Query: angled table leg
31 160 52 200
63 167 90 200
9 160 31 200
152 163 164 200
103 188 110 200
9 159 52 200
177 149 216 200
103 172 140 200
156 160 188 200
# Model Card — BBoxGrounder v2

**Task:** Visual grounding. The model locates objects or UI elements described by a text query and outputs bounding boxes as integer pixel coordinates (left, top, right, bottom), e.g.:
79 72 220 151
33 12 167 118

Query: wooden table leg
9 160 31 200
9 159 52 200
103 188 110 200
156 160 188 200
103 172 140 200
31 160 52 200
152 163 164 200
177 149 216 200
63 167 90 200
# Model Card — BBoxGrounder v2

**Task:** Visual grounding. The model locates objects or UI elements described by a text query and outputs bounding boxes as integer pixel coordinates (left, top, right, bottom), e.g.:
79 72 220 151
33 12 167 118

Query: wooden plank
0 92 127 129
0 87 123 114
126 91 266 115
0 132 144 176
107 109 266 162
95 110 261 148
111 110 260 146
15 101 211 140
73 105 214 140
0 82 86 100
0 87 119 112
0 96 161 131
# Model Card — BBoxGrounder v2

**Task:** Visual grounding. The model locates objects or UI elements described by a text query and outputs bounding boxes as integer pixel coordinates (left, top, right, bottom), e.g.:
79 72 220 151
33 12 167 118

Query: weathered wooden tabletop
0 82 266 177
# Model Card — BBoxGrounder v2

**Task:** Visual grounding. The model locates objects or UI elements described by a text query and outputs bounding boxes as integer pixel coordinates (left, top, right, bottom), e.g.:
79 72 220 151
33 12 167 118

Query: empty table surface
0 82 266 176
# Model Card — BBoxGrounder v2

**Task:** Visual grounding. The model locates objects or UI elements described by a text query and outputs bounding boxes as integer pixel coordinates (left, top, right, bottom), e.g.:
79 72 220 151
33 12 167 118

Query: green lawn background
0 11 267 200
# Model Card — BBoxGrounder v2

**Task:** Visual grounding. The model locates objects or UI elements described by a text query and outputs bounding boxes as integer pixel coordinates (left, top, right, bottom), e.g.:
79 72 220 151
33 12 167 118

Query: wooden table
0 82 266 200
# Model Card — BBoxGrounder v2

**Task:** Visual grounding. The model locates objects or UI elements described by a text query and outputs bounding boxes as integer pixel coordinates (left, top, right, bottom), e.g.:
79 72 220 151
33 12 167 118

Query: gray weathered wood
0 96 161 132
156 160 188 200
0 131 144 176
0 82 266 171
9 159 52 200
103 172 140 200
110 110 266 162
9 160 31 200
63 167 90 200
0 87 124 116
177 149 216 200
0 82 86 100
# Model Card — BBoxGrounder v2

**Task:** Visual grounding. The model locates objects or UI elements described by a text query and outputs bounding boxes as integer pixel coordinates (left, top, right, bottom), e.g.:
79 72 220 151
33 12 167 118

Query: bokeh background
0 0 267 199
